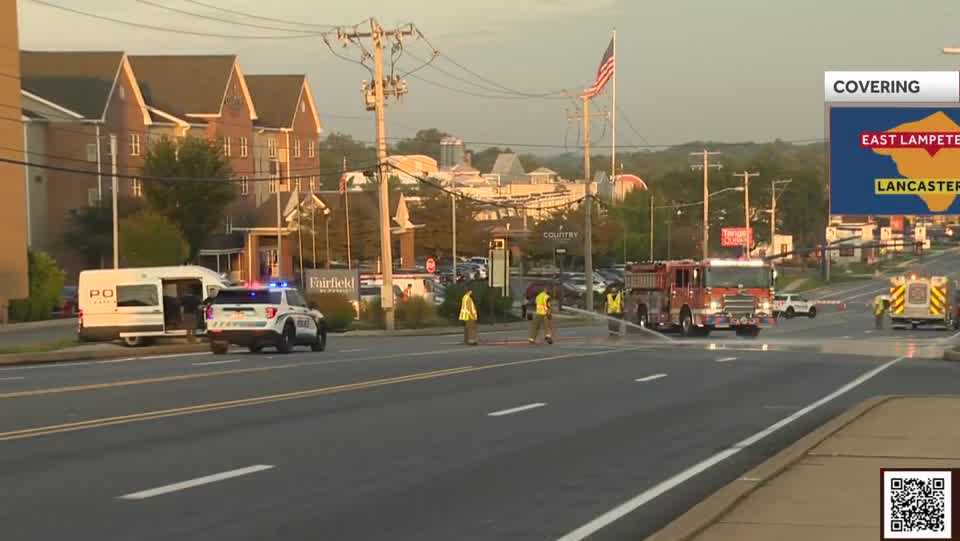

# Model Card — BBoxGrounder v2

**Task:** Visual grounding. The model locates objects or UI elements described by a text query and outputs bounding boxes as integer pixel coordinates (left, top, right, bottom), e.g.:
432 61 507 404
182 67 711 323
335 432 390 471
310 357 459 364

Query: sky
16 0 960 154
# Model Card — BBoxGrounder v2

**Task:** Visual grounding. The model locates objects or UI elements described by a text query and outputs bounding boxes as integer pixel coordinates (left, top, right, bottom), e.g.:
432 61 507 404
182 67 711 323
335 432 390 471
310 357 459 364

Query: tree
62 198 144 268
393 128 449 162
9 251 65 322
119 211 190 267
142 136 236 260
316 132 377 190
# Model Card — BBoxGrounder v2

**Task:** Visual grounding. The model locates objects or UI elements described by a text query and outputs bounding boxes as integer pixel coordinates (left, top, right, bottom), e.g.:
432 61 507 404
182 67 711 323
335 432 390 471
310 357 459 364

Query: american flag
583 38 614 98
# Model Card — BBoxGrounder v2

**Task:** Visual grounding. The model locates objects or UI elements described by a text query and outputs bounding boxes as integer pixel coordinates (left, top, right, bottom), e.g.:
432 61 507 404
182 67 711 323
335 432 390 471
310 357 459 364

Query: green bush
440 282 513 323
360 298 384 327
397 296 435 328
9 251 66 322
305 292 355 332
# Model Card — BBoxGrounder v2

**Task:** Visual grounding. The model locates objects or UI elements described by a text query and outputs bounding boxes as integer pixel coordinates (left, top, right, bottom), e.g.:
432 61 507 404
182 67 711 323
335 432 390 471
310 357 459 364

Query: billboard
830 106 960 215
721 227 752 247
303 269 360 301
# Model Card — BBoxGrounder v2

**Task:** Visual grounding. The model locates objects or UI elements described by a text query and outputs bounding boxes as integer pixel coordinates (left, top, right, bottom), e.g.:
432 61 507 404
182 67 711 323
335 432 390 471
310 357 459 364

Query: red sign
890 216 904 232
721 227 753 247
425 257 437 274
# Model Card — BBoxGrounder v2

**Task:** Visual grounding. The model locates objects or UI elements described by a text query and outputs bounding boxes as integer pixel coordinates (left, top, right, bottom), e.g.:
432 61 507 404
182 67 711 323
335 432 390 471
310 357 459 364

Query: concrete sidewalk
649 395 960 541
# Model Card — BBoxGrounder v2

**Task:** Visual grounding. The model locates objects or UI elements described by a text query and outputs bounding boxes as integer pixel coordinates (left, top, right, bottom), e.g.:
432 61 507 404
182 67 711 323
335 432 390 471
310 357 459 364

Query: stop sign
426 257 437 273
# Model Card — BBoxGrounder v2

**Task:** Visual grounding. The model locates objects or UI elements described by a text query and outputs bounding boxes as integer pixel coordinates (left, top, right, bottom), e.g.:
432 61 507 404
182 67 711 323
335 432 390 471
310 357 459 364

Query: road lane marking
339 348 368 353
192 359 240 367
0 376 24 381
635 374 667 383
715 357 737 363
556 354 907 541
488 403 547 417
0 346 651 442
119 465 274 500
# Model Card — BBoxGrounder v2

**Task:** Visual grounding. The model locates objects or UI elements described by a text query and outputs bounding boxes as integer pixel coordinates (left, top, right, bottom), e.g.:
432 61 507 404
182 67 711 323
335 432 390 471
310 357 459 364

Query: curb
944 347 960 362
0 342 210 366
645 395 896 541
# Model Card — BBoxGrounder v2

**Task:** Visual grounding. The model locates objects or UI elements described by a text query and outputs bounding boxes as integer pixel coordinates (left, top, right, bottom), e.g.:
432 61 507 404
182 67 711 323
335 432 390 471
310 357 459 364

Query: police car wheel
276 324 295 354
785 307 795 319
808 307 817 319
248 344 263 353
311 324 327 352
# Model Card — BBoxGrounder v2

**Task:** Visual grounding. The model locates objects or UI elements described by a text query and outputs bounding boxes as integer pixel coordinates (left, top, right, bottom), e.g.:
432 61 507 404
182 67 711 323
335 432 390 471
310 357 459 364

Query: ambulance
888 273 954 329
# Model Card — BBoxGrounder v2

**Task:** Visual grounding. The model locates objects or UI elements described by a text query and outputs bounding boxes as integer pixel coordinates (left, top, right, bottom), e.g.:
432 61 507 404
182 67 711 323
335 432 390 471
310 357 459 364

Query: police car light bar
268 281 289 288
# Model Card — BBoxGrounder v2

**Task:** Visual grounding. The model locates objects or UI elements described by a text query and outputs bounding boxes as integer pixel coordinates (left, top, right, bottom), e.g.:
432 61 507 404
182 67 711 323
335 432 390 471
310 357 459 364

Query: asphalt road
0 250 958 540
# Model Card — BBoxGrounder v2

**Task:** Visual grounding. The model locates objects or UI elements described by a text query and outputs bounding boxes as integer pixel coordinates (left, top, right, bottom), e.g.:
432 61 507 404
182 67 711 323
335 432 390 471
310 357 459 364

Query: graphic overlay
825 72 960 216
883 469 956 540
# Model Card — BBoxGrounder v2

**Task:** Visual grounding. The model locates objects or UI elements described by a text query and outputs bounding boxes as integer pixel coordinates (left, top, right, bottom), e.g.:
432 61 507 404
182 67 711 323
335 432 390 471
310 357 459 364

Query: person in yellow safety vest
873 295 886 330
459 290 479 345
529 287 554 344
606 286 624 337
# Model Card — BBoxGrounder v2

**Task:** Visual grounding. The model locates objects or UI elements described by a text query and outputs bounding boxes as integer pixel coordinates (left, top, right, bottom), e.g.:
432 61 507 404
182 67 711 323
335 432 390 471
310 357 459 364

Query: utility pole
734 171 760 258
690 150 721 261
451 192 457 278
341 19 413 331
770 179 792 257
566 97 608 312
312 204 317 268
649 193 654 261
110 134 118 269
343 156 352 270
275 167 282 278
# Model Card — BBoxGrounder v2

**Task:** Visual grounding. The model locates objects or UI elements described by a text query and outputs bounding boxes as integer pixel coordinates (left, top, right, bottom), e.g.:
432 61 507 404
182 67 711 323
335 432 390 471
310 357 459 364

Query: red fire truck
623 259 776 337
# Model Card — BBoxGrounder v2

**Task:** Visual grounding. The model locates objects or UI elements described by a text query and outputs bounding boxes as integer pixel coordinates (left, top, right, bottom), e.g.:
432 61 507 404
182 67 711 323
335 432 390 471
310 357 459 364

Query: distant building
485 153 526 185
439 136 464 169
527 167 559 185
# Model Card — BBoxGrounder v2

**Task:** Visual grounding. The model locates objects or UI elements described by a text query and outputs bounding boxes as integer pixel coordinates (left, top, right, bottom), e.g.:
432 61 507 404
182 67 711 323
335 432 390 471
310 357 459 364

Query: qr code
884 470 952 539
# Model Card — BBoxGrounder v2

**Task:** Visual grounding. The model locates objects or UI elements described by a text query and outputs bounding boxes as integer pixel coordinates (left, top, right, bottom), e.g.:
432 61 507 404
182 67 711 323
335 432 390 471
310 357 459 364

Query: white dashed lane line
635 374 667 383
487 403 547 417
119 465 275 500
715 357 738 363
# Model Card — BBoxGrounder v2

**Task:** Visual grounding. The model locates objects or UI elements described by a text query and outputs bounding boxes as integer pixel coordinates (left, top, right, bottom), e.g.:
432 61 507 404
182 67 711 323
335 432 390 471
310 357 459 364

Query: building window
240 176 249 196
129 133 141 156
118 85 126 101
239 136 248 158
222 137 232 157
301 100 306 113
295 177 303 193
131 177 143 198
224 215 233 234
294 138 302 158
270 178 279 193
307 140 315 158
309 176 317 192
268 137 277 158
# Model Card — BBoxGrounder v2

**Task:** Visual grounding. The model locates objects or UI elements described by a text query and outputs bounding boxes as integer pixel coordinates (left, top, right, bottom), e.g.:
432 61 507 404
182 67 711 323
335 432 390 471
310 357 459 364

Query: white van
78 266 229 346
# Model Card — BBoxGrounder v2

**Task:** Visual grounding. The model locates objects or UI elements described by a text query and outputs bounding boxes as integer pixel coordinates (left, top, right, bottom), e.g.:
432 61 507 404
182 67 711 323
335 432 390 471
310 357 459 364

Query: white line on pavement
192 359 240 367
555 355 906 541
0 376 24 381
487 402 547 417
715 357 737 363
339 348 368 353
635 374 667 383
119 465 275 500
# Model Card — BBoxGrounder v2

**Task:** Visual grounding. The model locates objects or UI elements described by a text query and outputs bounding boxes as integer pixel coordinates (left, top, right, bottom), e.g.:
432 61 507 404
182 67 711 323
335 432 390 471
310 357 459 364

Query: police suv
772 294 816 319
205 283 327 354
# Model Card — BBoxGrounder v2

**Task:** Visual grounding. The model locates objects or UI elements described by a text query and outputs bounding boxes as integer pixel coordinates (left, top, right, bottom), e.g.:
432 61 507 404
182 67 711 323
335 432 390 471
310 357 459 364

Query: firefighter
529 286 554 344
606 285 624 337
873 294 886 329
459 289 478 345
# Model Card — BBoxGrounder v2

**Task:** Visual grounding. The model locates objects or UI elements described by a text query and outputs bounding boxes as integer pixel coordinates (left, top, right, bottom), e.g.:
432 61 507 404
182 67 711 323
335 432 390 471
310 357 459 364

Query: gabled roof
245 74 305 129
490 153 526 176
129 55 256 120
529 166 558 175
20 51 124 119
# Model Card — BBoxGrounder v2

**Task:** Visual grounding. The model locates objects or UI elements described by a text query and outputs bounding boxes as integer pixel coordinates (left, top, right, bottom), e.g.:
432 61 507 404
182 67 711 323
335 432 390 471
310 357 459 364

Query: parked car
772 294 817 318
53 285 78 318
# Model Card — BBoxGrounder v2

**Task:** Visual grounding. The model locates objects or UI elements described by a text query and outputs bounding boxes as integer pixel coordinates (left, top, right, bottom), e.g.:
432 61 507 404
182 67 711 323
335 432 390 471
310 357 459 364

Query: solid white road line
192 359 240 367
715 357 737 363
635 374 667 383
339 348 368 353
488 402 547 417
556 355 906 541
0 376 24 381
119 465 275 500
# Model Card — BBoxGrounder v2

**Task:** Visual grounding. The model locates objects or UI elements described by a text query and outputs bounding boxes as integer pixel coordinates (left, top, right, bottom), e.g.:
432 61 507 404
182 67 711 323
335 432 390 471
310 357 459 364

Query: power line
437 52 569 98
405 51 567 99
27 0 331 40
133 0 322 34
182 0 338 29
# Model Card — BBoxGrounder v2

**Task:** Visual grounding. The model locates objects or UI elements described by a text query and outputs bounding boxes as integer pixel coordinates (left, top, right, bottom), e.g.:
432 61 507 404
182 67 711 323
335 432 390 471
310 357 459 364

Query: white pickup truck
772 294 817 319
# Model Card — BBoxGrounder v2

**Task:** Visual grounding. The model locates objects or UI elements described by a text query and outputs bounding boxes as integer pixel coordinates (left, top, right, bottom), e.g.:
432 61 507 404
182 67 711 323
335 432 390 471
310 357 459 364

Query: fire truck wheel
637 306 648 328
679 309 694 337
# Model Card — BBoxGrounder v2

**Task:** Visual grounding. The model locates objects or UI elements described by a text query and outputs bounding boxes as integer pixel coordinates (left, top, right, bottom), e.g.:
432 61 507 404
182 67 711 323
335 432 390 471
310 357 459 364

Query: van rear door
115 281 165 335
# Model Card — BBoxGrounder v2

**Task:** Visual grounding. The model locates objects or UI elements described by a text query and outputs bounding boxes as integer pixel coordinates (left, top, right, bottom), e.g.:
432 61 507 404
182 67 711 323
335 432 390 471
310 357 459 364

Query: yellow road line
0 345 648 442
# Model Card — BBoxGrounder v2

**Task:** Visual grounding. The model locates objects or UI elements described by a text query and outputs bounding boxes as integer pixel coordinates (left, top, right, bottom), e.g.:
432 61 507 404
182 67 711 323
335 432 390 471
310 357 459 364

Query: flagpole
611 28 617 183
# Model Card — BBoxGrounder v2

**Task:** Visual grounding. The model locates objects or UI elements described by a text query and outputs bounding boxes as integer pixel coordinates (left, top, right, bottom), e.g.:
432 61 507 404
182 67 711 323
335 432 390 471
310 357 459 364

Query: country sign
830 106 960 215
425 257 436 274
721 227 752 247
